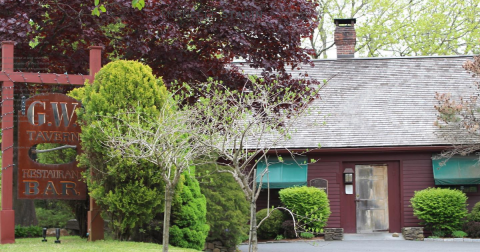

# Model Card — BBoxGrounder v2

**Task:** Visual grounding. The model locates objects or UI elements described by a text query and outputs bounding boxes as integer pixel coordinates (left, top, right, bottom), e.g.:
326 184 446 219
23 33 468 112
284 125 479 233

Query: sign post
87 46 104 242
0 41 103 244
0 41 16 244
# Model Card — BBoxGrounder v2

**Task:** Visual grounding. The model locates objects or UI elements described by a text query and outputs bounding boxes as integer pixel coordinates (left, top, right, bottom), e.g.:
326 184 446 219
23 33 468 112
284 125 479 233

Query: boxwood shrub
256 209 285 239
279 186 330 233
410 187 468 234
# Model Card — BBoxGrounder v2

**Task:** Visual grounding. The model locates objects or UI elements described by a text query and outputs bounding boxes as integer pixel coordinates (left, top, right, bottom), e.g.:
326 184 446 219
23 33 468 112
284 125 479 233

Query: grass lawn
0 236 201 252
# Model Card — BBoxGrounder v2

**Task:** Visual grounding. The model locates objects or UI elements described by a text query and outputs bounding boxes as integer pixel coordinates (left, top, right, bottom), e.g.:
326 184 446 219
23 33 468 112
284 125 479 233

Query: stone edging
424 238 480 242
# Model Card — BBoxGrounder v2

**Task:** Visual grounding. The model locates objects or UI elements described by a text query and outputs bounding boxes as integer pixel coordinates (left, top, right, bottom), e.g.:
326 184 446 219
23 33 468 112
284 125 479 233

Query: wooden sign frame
17 93 86 200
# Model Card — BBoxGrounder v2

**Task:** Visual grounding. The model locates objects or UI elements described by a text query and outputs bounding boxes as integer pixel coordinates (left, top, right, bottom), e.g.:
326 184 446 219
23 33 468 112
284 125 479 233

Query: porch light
343 168 354 184
343 168 354 195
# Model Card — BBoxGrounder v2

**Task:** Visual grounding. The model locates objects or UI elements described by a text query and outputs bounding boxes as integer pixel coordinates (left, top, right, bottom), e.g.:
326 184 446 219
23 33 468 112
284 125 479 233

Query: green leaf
99 5 106 12
132 0 145 10
94 0 99 6
91 7 100 16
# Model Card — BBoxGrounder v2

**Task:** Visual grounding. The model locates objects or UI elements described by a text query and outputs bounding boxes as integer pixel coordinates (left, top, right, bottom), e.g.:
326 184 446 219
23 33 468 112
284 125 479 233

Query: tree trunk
250 200 258 252
162 186 174 252
68 197 89 238
248 169 258 252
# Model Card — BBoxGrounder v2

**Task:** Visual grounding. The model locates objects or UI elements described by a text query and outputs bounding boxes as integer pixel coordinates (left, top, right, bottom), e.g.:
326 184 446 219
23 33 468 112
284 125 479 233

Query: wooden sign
310 178 328 195
17 93 86 200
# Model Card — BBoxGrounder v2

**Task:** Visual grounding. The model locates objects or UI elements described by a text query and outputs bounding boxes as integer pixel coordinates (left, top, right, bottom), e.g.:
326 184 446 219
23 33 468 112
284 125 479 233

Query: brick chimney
334 18 356 58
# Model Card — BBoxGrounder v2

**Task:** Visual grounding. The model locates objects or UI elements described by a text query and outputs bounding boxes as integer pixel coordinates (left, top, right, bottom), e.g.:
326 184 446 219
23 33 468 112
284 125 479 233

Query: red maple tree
1 0 319 94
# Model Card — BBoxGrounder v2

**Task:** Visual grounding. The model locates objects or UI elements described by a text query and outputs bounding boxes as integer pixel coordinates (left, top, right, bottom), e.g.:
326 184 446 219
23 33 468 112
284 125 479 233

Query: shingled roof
235 56 476 148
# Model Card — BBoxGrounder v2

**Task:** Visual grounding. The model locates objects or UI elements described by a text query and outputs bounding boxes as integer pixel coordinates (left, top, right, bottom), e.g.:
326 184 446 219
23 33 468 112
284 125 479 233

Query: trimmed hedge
256 209 285 239
410 187 468 234
279 186 330 233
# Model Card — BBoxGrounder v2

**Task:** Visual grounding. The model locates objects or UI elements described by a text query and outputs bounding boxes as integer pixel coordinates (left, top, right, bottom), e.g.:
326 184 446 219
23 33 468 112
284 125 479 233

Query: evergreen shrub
410 187 468 234
197 164 249 248
256 208 285 239
467 201 480 222
70 60 169 239
169 170 210 250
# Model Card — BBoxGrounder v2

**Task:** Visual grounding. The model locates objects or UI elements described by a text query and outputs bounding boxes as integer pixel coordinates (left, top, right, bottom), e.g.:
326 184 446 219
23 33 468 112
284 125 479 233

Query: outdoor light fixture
42 228 47 242
343 168 354 195
344 168 354 184
55 228 61 244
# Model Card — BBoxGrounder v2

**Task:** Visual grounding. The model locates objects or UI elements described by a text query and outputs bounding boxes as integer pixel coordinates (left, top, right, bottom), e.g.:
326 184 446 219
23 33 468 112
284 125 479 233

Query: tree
98 97 212 252
0 0 319 104
435 55 480 158
309 0 480 58
180 77 322 252
70 60 169 240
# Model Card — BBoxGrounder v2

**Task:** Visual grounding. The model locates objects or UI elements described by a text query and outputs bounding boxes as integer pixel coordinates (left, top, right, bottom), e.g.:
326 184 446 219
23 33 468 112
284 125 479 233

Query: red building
238 19 480 234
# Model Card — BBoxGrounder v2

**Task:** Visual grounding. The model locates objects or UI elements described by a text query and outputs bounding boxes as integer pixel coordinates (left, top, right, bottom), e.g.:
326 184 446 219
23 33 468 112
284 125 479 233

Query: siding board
308 162 341 228
402 159 435 227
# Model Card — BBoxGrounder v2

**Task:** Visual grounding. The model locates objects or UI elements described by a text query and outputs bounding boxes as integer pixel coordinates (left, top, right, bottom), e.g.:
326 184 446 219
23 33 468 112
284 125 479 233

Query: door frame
340 161 401 233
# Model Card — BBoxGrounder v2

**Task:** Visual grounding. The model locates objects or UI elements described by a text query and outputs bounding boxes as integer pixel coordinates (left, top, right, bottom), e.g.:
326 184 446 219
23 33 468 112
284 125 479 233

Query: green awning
256 157 307 189
432 155 480 185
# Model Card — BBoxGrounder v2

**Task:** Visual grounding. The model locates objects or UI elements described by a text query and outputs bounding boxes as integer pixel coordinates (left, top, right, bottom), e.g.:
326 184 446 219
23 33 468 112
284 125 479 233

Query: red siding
256 189 281 210
467 189 480 211
402 159 435 227
255 151 480 233
308 162 341 228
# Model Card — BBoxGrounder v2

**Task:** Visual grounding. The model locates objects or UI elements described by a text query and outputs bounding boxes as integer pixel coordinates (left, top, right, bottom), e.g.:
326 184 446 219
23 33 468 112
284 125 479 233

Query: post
0 41 16 244
87 45 104 241
89 46 103 77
